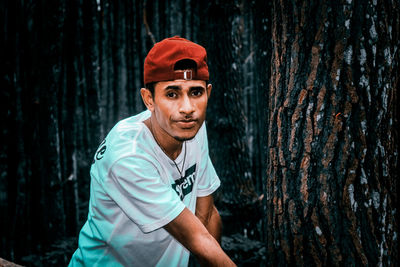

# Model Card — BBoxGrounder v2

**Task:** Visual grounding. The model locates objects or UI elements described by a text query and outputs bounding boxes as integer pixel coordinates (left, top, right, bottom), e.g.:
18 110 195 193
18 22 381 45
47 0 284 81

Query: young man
68 36 236 266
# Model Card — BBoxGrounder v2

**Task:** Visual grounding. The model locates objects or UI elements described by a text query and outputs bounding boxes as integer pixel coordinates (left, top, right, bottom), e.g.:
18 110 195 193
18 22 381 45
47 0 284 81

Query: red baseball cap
143 36 209 84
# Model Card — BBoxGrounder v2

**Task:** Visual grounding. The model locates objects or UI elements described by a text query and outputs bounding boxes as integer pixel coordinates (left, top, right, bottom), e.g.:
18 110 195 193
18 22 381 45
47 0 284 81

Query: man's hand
164 207 235 267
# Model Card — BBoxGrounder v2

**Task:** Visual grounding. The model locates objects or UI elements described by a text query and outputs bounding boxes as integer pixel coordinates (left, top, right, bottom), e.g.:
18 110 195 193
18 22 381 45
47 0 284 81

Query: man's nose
179 95 195 114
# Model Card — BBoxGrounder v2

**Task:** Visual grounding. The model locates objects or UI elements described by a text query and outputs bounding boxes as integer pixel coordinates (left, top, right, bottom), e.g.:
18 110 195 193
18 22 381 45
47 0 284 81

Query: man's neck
144 118 183 160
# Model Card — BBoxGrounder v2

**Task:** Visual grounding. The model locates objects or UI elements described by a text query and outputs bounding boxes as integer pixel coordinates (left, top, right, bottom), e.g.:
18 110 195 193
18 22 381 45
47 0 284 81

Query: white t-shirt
69 110 220 267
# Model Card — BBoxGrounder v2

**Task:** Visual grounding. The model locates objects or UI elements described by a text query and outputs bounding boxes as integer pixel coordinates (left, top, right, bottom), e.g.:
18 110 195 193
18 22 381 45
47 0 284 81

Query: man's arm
164 207 235 267
195 195 222 243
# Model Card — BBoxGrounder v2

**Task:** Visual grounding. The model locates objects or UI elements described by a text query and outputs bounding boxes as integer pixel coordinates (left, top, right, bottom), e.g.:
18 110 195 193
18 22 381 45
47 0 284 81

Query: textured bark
265 0 399 265
0 258 24 267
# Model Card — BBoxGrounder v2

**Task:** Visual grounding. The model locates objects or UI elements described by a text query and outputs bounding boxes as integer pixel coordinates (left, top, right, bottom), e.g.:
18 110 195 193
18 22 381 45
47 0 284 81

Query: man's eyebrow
165 85 181 90
164 85 206 91
190 86 206 91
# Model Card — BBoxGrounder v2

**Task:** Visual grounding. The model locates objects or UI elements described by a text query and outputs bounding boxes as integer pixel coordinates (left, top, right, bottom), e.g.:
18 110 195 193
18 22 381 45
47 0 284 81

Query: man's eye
192 90 203 96
166 92 177 98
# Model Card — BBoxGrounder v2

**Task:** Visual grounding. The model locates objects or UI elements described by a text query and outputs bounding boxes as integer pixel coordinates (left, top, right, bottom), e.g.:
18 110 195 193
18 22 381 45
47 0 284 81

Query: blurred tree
201 0 259 221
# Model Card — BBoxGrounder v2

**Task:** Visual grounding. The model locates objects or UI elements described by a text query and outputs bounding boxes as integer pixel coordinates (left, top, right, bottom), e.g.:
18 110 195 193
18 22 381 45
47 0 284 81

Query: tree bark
0 257 24 267
265 0 399 265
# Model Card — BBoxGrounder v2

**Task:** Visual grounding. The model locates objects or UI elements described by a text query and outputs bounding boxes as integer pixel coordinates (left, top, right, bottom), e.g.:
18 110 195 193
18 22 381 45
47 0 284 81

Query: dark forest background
1 0 399 266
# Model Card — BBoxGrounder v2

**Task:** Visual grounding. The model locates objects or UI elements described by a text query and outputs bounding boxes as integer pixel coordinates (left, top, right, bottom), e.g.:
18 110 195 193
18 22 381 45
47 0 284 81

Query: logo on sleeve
92 139 107 164
172 164 196 201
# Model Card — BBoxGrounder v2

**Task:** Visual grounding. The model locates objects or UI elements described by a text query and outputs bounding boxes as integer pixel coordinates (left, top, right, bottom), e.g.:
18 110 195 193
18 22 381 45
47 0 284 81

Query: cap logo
183 70 193 80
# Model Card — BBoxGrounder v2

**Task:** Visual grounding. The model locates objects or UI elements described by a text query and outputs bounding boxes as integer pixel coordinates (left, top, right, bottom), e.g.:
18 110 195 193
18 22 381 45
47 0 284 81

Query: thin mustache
173 118 197 122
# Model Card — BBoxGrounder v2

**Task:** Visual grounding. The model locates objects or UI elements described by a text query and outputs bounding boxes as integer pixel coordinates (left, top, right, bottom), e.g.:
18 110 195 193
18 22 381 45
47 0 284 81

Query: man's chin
174 135 196 142
172 127 200 142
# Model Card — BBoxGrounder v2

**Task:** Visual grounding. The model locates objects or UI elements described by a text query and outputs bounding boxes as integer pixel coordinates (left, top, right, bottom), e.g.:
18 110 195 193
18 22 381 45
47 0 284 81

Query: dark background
1 0 399 266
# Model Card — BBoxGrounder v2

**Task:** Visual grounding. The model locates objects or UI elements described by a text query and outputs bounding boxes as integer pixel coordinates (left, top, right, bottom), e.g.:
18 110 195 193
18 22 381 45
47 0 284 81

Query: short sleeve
103 156 185 233
195 123 220 197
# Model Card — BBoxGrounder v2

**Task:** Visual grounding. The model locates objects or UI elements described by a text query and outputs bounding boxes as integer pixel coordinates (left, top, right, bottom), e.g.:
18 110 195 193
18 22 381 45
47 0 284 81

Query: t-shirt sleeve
103 155 185 233
196 123 221 197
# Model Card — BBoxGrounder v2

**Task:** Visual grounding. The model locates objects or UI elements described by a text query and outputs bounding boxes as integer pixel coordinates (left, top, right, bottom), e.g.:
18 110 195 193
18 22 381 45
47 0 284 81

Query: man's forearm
203 206 222 243
164 208 236 267
194 232 233 267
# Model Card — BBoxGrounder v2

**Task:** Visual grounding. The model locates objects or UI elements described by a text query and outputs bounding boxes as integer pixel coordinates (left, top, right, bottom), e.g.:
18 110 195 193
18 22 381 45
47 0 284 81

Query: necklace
148 119 187 179
172 142 186 179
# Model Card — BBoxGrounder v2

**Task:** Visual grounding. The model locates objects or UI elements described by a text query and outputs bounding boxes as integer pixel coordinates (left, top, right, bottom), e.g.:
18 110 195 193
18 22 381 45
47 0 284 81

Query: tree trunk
203 0 257 204
35 0 67 250
265 0 399 265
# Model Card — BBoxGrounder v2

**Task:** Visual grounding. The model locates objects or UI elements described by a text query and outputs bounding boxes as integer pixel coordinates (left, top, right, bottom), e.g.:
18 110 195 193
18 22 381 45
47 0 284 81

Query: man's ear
140 88 154 111
206 83 212 98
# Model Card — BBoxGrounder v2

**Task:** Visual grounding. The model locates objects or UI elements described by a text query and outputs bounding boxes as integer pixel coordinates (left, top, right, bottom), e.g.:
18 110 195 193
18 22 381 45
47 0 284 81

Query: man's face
143 79 212 142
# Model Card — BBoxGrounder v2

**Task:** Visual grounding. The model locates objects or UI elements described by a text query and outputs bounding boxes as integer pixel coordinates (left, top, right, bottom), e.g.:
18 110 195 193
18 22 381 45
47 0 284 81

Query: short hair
145 82 156 95
173 59 197 71
145 59 198 96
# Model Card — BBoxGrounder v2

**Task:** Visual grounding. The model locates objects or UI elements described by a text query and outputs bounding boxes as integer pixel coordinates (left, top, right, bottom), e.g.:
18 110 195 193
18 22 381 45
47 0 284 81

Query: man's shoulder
91 110 154 174
106 110 149 145
112 110 151 134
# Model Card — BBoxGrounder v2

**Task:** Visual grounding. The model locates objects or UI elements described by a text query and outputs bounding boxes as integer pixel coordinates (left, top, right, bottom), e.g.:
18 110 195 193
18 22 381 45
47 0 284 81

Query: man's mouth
175 119 197 128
